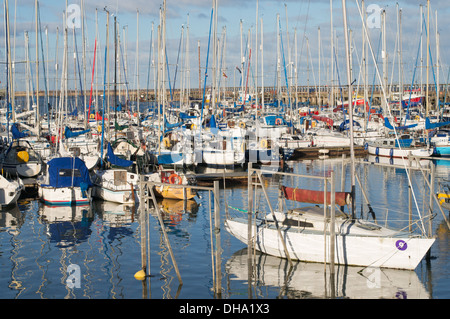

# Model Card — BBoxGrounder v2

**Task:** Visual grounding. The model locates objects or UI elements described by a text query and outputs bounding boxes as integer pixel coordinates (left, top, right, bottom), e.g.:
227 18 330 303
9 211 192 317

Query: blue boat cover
11 123 28 139
107 143 133 167
425 118 450 130
46 157 93 188
384 118 417 130
264 115 285 126
64 126 90 139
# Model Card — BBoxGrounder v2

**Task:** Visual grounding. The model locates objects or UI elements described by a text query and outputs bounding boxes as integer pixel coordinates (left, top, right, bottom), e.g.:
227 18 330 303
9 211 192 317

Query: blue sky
1 0 449 94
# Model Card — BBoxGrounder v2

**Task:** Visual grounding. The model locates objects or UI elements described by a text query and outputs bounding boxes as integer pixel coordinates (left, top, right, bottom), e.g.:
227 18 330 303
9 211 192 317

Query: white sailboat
225 203 435 270
0 174 23 208
225 0 436 271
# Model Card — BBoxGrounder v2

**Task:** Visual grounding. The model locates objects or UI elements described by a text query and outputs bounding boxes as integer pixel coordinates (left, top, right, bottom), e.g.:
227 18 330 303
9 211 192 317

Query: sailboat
37 156 93 206
91 143 139 205
225 0 435 270
0 129 43 178
0 173 23 208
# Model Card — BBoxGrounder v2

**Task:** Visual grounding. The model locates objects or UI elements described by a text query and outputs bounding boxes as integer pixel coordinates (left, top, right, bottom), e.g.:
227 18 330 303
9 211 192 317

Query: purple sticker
396 240 407 251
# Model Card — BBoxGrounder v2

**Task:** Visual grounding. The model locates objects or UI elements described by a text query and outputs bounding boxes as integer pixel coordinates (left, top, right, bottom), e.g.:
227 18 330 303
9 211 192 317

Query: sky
1 0 449 96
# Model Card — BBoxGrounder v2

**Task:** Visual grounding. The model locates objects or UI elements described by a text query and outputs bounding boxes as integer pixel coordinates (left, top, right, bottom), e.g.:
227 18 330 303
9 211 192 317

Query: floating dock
290 146 367 160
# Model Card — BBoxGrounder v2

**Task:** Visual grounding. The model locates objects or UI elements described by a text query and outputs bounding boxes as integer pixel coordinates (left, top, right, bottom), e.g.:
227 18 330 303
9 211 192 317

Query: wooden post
149 185 183 285
429 162 435 237
408 156 412 232
247 162 253 298
213 180 222 297
329 171 336 299
139 177 147 275
256 170 293 267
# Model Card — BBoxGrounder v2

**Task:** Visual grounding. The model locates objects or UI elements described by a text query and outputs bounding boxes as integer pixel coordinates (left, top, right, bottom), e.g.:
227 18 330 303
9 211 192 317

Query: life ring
260 139 268 148
89 113 95 119
415 115 420 121
168 173 182 185
191 123 197 130
239 121 246 128
275 118 282 125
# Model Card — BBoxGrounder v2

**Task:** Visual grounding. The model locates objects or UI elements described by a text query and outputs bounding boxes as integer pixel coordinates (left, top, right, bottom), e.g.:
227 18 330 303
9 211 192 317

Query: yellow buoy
97 125 102 133
17 151 29 163
134 269 146 280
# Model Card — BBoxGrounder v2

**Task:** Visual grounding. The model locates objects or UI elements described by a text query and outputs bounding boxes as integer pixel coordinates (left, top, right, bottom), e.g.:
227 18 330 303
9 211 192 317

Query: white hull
38 186 91 206
202 149 235 166
92 169 139 204
367 145 433 158
225 212 435 270
0 176 23 207
1 162 42 178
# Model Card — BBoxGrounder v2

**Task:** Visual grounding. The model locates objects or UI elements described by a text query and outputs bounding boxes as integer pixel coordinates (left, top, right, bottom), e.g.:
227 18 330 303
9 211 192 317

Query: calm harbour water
0 157 449 299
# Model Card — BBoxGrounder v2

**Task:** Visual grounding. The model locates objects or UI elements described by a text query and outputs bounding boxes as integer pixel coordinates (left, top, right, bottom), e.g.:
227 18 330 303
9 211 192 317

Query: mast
136 9 140 125
114 15 117 140
341 0 356 219
436 10 440 111
426 0 430 117
260 17 264 112
35 0 40 137
381 8 388 115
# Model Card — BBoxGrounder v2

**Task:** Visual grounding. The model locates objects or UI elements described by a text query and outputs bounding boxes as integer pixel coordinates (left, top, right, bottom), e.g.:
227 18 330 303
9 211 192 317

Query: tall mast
381 9 388 114
35 0 40 136
341 0 355 219
136 9 140 124
426 0 430 117
260 17 264 112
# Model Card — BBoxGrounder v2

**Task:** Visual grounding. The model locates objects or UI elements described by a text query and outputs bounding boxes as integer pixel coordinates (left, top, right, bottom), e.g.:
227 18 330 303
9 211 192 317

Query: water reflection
39 204 94 248
226 248 430 299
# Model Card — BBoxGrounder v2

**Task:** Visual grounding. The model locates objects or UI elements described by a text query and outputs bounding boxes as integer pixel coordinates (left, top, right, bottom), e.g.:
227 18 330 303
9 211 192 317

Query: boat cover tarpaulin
46 157 93 188
107 143 133 167
425 117 450 130
11 123 28 139
384 118 417 130
282 186 352 207
64 126 90 139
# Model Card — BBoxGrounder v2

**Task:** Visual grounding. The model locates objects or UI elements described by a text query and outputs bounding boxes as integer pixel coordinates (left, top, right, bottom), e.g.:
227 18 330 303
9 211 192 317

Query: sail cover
46 157 93 188
384 118 417 130
64 126 90 139
425 117 450 130
107 143 133 167
11 123 28 139
282 186 352 207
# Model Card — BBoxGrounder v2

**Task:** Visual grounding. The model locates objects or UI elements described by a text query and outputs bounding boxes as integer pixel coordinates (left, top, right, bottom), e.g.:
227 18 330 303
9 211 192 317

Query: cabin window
58 169 81 177
282 218 314 228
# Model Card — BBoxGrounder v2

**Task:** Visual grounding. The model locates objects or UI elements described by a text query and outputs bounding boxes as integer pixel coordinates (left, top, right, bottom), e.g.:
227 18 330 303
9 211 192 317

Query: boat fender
260 139 268 148
364 143 368 150
375 147 379 156
17 151 29 163
163 137 172 148
389 148 394 158
168 173 182 185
